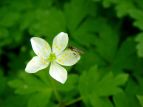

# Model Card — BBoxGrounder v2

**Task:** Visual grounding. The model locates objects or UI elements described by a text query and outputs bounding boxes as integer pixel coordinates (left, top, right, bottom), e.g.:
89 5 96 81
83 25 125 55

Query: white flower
25 32 80 84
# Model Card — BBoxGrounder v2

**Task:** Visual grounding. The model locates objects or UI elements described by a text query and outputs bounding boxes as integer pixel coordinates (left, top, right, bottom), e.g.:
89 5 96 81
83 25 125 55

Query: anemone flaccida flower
25 32 80 84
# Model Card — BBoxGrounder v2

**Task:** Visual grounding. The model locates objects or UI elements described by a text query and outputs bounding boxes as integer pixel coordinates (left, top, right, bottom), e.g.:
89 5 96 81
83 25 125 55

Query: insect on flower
68 46 84 55
25 32 80 84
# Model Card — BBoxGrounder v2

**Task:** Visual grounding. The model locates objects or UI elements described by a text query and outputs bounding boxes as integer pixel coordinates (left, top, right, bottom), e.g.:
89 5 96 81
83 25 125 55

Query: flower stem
50 78 61 103
65 97 82 106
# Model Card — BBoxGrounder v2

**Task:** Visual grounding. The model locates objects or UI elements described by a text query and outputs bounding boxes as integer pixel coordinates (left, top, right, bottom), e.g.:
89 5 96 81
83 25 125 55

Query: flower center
48 53 56 62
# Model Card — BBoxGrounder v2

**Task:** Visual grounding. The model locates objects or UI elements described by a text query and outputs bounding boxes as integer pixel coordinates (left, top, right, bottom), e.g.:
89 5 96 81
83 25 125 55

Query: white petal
25 56 49 73
52 32 68 55
56 49 80 66
31 37 51 58
49 62 67 84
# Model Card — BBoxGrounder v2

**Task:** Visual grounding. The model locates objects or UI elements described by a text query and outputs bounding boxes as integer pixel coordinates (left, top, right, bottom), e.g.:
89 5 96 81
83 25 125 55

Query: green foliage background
0 0 143 107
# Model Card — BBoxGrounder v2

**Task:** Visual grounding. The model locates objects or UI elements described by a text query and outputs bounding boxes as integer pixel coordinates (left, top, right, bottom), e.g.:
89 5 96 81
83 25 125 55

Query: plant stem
50 78 61 103
65 97 82 106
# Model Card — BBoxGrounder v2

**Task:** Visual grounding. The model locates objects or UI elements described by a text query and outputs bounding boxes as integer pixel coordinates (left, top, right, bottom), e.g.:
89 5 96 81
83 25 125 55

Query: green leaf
0 70 6 95
8 71 53 107
79 66 128 105
94 72 128 96
130 10 143 30
113 37 137 70
28 89 52 107
71 18 98 47
56 74 79 92
135 33 143 57
2 95 27 107
114 92 142 107
29 8 66 41
125 74 143 95
0 9 20 27
115 1 135 17
64 0 97 47
54 74 79 102
93 18 119 63
137 95 143 107
102 0 116 8
102 0 143 30
64 0 92 32
8 72 49 95
90 96 113 107
76 51 106 71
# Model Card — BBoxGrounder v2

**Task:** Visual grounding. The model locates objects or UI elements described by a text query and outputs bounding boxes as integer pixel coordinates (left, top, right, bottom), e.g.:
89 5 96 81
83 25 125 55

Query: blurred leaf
102 0 143 30
114 92 142 107
93 18 119 63
71 18 98 47
56 74 79 92
2 95 27 107
115 1 135 17
125 78 141 95
125 74 143 95
0 9 20 27
29 8 66 40
55 74 79 102
135 33 143 57
8 72 49 94
102 0 116 8
90 96 113 107
0 27 10 47
79 66 128 105
76 51 106 71
28 89 52 107
130 10 143 30
64 0 92 32
9 71 53 107
137 95 143 107
113 37 137 70
0 70 6 95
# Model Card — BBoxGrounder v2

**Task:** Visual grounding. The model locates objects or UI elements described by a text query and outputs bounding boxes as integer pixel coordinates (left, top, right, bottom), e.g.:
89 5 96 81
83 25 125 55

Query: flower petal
25 56 49 73
49 62 67 84
56 49 80 66
52 32 68 55
31 37 51 58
